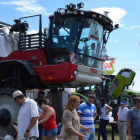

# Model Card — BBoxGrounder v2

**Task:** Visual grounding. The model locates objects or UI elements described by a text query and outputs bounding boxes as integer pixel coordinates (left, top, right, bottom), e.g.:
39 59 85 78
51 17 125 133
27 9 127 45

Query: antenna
104 11 109 17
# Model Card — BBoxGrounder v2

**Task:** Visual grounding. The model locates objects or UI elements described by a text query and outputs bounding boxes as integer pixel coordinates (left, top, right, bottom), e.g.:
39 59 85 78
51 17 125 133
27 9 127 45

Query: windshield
49 16 104 67
49 16 82 64
52 16 82 52
76 19 103 68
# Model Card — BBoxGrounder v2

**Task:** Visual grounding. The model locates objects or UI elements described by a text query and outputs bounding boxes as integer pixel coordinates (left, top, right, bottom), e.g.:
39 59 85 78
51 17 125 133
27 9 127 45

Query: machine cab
47 4 117 71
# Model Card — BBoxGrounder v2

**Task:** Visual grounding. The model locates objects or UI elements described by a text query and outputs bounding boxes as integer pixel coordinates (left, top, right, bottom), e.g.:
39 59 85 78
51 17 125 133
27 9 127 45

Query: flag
103 59 115 74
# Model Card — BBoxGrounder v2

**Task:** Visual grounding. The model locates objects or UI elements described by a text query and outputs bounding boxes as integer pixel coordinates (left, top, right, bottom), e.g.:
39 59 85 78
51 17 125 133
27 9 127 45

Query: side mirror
53 27 59 35
114 24 119 30
53 12 61 25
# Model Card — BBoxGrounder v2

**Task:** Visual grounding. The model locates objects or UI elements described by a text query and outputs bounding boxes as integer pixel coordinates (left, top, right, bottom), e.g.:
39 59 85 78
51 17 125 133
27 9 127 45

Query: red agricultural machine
0 3 119 138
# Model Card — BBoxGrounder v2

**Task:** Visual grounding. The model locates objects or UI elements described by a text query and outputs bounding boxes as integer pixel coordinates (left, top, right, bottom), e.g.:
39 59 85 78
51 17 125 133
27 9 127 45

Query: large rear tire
0 88 20 139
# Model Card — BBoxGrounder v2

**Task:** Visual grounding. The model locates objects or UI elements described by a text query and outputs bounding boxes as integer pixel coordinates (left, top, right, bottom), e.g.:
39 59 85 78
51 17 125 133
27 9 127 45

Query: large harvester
0 3 118 138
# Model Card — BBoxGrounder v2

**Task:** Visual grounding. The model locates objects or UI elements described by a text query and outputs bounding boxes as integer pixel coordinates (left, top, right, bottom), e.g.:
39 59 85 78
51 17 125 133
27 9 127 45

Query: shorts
42 128 57 138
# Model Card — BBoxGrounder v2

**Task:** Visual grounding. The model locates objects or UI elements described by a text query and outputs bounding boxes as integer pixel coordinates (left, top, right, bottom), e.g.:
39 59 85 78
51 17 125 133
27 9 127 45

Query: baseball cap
13 90 23 101
4 135 14 140
121 101 127 104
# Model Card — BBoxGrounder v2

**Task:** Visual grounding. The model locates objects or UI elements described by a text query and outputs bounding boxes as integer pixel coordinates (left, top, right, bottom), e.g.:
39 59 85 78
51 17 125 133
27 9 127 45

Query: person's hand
79 134 86 140
24 131 30 138
57 134 63 139
128 136 132 140
106 112 109 115
84 127 92 133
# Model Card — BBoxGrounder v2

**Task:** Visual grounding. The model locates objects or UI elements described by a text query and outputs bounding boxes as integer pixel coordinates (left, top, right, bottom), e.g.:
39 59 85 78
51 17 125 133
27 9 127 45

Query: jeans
132 135 140 140
38 125 43 140
99 119 109 140
84 131 95 140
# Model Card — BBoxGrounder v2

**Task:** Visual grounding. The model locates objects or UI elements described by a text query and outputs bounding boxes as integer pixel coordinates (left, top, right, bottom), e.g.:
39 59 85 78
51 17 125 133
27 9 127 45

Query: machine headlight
99 15 102 18
74 70 78 75
69 3 76 11
77 3 84 9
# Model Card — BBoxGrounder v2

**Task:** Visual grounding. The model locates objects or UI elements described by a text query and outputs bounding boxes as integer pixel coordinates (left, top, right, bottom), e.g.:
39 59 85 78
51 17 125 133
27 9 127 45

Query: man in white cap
13 90 39 140
117 101 129 140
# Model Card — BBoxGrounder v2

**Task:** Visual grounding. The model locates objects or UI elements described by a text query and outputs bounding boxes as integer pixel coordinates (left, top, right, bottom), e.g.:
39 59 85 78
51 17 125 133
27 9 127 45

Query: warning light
48 77 53 79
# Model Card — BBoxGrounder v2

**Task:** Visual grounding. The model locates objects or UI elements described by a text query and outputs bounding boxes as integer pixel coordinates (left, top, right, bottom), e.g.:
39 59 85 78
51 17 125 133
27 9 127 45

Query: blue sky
0 0 140 91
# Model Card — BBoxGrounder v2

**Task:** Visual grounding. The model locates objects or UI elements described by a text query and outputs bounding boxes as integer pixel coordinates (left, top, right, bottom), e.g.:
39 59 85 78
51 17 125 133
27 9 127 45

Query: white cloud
124 25 140 30
0 0 51 15
27 30 38 34
108 40 119 42
135 34 140 36
91 7 127 27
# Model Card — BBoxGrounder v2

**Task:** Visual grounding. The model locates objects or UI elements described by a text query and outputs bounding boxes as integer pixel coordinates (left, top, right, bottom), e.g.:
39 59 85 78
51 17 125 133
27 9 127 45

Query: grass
94 123 128 140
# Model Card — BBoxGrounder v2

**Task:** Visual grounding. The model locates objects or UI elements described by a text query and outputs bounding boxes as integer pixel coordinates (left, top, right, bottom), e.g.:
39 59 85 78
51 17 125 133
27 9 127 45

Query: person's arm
27 117 38 130
38 111 43 119
93 112 97 120
77 104 83 120
106 105 113 115
63 110 86 140
80 124 92 133
77 112 81 118
24 117 38 138
127 119 132 140
24 101 39 138
68 127 86 140
38 108 53 124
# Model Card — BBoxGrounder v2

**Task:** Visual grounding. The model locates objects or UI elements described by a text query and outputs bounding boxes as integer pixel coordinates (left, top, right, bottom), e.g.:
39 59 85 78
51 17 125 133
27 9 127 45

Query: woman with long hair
38 99 57 140
99 98 113 140
60 95 91 140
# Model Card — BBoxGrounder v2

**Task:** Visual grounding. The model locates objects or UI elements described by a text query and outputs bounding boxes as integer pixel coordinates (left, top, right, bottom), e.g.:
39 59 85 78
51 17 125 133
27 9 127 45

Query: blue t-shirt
127 108 140 135
78 101 96 132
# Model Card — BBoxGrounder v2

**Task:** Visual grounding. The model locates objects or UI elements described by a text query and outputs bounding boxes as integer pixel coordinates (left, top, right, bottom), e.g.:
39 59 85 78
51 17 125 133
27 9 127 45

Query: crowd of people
5 90 140 140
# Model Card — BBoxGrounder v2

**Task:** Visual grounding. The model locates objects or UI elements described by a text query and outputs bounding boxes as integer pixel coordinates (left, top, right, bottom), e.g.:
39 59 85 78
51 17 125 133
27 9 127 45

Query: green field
94 123 128 140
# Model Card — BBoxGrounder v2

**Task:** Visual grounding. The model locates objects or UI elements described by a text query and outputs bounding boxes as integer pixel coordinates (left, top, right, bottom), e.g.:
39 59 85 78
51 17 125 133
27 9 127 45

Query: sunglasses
88 96 96 99
76 101 80 104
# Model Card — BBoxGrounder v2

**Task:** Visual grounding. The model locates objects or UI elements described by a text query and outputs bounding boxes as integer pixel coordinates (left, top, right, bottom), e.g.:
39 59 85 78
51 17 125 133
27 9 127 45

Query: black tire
0 88 20 139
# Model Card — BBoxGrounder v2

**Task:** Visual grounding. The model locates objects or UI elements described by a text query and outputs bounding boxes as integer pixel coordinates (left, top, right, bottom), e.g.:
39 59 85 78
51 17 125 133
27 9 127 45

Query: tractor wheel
0 88 20 139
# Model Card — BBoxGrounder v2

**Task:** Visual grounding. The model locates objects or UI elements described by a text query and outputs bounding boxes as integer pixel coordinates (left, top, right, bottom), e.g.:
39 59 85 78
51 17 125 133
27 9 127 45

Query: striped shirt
78 101 96 132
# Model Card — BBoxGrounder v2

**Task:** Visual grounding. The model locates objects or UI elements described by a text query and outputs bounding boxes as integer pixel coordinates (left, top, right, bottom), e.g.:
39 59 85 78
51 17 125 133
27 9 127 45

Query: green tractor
71 68 140 132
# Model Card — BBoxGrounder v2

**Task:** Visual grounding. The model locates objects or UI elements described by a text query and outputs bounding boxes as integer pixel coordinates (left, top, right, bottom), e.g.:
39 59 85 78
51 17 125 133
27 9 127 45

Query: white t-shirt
117 106 129 121
100 104 109 120
18 98 39 139
38 105 43 115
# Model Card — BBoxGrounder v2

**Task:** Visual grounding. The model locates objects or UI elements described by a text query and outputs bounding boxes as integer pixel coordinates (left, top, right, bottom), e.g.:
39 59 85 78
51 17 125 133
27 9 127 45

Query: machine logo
54 58 65 63
90 68 97 73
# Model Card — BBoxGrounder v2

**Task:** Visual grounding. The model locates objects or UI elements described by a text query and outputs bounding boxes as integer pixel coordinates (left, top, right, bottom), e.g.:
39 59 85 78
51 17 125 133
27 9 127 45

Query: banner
103 60 115 74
